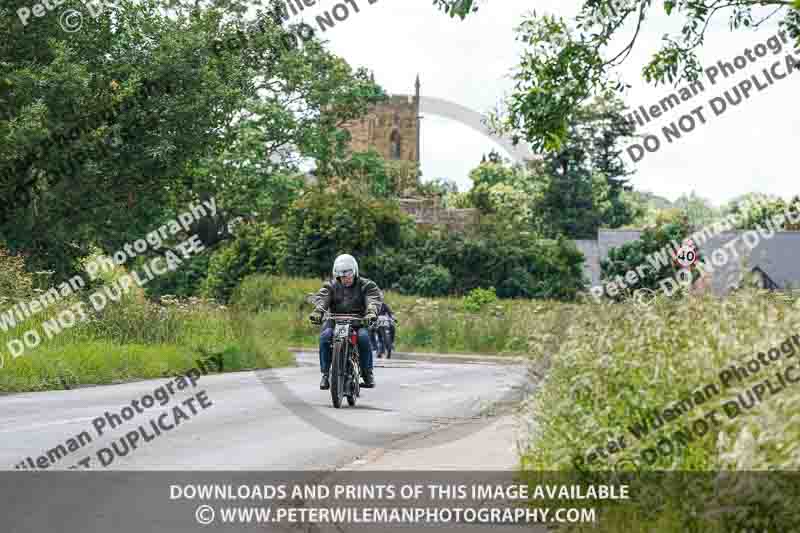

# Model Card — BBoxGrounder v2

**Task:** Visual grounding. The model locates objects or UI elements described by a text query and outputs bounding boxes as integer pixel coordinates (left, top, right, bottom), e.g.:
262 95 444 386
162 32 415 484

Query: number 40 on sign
674 241 698 269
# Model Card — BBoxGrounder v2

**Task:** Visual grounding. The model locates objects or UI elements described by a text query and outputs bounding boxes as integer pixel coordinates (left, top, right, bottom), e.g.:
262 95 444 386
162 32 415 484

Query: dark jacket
378 302 394 319
313 276 382 317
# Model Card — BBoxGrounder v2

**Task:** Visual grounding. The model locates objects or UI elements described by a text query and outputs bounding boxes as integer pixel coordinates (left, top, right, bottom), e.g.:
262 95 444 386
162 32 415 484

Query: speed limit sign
674 242 698 268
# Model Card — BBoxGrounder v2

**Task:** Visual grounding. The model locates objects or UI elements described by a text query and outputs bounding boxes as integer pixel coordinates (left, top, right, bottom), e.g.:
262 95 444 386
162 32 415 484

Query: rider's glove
365 311 377 327
309 310 323 325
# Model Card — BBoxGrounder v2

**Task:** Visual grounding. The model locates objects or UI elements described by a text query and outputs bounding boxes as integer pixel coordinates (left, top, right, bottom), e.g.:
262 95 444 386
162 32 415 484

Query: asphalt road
0 352 530 471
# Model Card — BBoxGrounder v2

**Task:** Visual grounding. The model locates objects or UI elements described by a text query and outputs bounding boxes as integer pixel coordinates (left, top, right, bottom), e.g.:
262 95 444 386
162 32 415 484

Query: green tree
536 95 639 237
203 222 288 303
673 191 720 227
0 0 384 278
325 150 398 198
601 213 696 301
467 160 525 213
495 1 800 151
621 190 676 227
726 194 800 230
2 0 257 276
417 177 459 199
284 188 409 278
432 0 480 19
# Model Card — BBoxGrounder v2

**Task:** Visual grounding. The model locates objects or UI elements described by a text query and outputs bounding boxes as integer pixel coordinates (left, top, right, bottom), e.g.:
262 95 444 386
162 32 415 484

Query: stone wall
398 198 480 232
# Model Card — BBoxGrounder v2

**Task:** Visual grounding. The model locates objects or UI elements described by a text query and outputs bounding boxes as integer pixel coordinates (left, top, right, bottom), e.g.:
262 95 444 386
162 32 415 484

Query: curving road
0 352 531 471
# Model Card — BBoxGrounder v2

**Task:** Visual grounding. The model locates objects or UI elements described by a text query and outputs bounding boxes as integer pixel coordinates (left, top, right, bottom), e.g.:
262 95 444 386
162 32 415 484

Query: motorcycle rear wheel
380 327 392 359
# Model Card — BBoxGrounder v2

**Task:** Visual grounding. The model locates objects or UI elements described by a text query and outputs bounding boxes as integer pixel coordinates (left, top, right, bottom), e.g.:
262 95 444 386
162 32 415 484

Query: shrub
144 253 211 299
83 293 184 345
600 214 696 301
284 189 408 278
203 223 287 302
463 286 497 312
401 264 452 297
359 222 586 300
232 274 318 312
524 236 587 300
442 221 586 300
729 194 800 230
359 248 416 291
0 245 34 303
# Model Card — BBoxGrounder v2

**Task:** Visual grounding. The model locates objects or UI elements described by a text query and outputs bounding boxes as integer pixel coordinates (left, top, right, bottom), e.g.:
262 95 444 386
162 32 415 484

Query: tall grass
518 290 800 531
238 275 542 355
0 270 294 393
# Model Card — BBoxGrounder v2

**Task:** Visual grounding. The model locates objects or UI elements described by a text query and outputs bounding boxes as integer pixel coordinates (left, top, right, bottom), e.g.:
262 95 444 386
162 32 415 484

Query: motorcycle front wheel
330 341 344 409
347 347 360 406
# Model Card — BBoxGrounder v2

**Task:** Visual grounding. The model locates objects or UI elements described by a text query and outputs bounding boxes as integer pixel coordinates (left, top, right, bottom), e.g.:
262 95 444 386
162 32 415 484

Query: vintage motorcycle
372 315 395 359
324 312 365 408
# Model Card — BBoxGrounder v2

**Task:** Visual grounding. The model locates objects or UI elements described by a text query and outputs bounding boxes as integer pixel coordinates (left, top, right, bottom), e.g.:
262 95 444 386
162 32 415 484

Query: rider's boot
320 372 330 390
362 368 375 388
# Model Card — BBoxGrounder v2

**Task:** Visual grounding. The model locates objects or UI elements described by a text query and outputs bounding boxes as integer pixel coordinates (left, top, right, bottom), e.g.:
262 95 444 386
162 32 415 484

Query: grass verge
518 290 800 531
1 285 294 393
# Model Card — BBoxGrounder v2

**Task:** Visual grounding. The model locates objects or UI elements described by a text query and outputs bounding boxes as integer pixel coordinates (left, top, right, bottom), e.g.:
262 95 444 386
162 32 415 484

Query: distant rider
375 292 397 357
309 254 381 390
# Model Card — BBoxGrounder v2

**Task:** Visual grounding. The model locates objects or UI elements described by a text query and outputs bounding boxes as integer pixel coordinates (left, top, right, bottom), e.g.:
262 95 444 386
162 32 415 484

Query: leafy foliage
0 0 383 279
727 195 800 230
431 0 480 19
203 222 288 302
534 95 639 237
232 273 312 313
417 177 460 199
0 245 34 303
326 150 399 198
284 188 409 279
463 286 498 313
467 97 640 239
600 213 695 300
401 264 453 297
672 191 720 227
495 1 800 150
410 221 586 299
144 253 212 299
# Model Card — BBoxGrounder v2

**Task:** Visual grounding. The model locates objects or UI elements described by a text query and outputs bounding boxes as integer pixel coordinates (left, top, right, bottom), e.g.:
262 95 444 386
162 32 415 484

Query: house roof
586 229 800 294
696 231 800 293
748 233 800 290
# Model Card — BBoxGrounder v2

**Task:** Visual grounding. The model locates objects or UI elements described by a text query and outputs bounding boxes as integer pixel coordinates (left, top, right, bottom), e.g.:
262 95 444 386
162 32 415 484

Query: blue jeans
320 327 373 374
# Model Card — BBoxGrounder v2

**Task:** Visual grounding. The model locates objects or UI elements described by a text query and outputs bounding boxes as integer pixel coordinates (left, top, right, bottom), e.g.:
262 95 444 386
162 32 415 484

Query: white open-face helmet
332 254 358 280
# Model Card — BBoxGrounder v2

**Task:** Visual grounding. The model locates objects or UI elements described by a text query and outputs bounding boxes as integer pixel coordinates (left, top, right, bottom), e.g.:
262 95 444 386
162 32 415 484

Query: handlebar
324 312 365 319
322 312 368 325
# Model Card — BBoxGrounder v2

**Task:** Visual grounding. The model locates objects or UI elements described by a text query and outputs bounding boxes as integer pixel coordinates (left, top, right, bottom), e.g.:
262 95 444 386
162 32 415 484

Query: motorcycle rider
309 254 382 390
374 291 397 357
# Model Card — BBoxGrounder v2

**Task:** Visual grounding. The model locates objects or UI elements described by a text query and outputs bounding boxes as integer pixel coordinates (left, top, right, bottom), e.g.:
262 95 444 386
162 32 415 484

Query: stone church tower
340 75 421 165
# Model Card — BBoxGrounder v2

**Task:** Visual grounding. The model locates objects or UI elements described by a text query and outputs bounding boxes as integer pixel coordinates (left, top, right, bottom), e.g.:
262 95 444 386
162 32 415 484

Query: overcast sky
285 0 798 206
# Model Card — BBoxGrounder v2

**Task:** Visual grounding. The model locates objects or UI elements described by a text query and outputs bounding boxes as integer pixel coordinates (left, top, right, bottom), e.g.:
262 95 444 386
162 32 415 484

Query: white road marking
399 381 446 388
0 416 97 433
